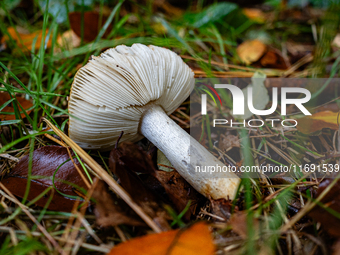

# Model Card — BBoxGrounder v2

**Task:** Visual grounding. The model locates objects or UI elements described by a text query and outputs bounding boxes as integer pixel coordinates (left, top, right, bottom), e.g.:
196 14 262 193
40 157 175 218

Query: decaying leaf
309 179 340 238
260 50 288 69
229 212 259 238
153 170 200 221
110 141 171 231
107 222 215 255
0 92 33 121
210 198 234 221
69 11 113 42
237 39 267 65
1 146 89 211
92 179 144 227
296 111 339 134
1 27 52 52
218 134 240 152
110 139 200 223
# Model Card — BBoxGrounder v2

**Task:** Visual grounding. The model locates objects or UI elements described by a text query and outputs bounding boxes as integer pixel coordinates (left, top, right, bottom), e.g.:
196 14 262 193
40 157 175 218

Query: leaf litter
1 145 89 211
1 1 340 254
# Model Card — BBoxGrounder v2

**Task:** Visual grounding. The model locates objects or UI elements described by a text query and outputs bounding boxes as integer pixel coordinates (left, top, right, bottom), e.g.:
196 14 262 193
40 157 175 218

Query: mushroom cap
68 44 194 150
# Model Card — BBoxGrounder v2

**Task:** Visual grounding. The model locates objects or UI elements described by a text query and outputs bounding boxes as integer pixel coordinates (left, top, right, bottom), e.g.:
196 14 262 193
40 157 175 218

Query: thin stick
43 118 162 233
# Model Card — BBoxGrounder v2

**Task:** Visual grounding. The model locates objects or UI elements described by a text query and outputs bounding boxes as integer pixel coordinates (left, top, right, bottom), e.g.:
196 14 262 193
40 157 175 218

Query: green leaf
185 2 238 28
38 0 94 24
0 119 22 126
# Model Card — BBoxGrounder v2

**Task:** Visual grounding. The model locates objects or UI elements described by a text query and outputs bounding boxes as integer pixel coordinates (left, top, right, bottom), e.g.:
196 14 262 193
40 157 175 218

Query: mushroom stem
139 105 240 200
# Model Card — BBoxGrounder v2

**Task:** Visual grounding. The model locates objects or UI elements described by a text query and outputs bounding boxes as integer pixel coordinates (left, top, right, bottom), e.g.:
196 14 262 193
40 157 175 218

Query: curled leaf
237 39 267 65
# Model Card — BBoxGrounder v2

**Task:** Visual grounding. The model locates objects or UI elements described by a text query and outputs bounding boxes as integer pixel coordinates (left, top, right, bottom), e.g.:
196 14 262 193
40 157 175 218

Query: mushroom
68 44 240 200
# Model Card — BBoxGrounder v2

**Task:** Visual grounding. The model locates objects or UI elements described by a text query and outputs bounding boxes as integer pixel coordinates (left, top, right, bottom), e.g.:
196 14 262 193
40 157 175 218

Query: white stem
139 105 240 200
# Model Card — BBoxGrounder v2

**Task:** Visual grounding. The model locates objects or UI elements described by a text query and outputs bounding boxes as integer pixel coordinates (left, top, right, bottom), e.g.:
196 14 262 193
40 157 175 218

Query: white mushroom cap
68 44 194 150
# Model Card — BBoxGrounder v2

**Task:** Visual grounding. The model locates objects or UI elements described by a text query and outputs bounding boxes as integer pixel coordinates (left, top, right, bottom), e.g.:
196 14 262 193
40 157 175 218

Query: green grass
0 0 339 254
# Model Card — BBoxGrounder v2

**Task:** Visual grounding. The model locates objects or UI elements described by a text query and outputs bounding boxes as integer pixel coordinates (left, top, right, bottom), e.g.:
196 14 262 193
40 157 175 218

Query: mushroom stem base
139 105 240 200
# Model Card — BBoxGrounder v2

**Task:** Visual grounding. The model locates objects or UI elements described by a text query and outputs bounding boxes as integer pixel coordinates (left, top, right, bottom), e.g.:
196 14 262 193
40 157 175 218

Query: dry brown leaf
296 111 339 134
210 198 235 221
154 170 200 221
229 212 258 239
332 240 340 255
219 134 240 152
0 92 33 121
1 27 52 52
92 179 144 227
309 179 340 238
237 39 267 65
260 50 288 69
109 141 171 231
68 11 112 42
107 222 215 255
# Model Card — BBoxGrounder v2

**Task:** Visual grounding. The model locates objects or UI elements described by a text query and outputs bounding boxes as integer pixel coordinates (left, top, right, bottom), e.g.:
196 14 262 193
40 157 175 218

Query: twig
0 154 19 162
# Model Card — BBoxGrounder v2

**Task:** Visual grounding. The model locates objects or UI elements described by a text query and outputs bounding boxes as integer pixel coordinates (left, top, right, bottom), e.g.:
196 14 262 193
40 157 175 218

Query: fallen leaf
54 30 81 53
1 146 89 211
296 111 339 134
229 212 259 238
69 11 113 42
210 198 235 221
92 178 144 227
260 50 288 69
237 39 267 65
153 170 200 221
243 8 265 23
1 27 52 52
309 179 340 237
110 136 200 222
107 222 215 255
218 134 240 152
332 34 340 48
332 239 340 255
0 92 33 121
110 141 171 231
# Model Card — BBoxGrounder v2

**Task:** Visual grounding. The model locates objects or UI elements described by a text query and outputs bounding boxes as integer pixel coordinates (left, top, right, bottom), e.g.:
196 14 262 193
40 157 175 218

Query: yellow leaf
296 111 339 134
237 39 267 65
107 222 215 255
243 8 265 23
1 27 52 52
